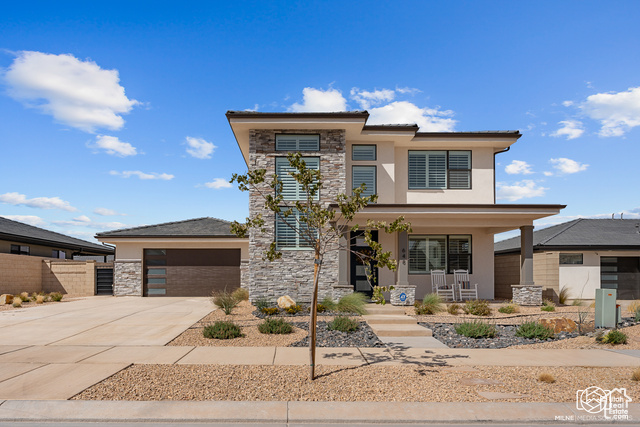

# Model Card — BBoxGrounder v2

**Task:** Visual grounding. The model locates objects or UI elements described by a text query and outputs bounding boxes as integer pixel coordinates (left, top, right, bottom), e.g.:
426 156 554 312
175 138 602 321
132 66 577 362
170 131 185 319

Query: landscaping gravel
289 321 384 348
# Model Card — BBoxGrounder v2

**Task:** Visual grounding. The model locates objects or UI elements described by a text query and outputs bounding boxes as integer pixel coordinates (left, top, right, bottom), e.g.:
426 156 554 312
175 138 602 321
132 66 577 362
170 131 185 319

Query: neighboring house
495 218 640 300
0 216 113 260
226 111 565 303
96 217 248 297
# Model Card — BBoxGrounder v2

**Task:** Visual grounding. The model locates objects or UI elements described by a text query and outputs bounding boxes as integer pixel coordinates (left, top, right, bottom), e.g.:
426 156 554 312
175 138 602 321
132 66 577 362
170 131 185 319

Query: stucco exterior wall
111 239 248 260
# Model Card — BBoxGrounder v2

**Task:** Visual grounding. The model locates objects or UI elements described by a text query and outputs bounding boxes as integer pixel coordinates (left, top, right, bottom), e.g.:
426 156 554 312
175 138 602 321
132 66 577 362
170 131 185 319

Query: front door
350 231 378 297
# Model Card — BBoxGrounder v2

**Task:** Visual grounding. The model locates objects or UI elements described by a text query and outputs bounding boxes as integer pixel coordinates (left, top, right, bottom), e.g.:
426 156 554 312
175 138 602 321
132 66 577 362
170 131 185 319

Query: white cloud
203 178 233 189
289 87 347 112
109 170 174 180
350 87 395 109
549 157 589 174
53 215 126 230
496 180 547 201
550 120 584 140
580 86 640 137
562 100 574 107
0 192 77 211
395 86 421 95
505 160 534 175
3 51 139 132
543 171 554 177
93 207 125 216
0 215 46 227
94 135 137 156
185 136 216 159
368 101 456 131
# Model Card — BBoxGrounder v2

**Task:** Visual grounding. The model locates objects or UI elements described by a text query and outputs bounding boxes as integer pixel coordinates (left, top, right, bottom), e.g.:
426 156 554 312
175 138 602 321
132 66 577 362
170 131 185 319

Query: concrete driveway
0 296 213 346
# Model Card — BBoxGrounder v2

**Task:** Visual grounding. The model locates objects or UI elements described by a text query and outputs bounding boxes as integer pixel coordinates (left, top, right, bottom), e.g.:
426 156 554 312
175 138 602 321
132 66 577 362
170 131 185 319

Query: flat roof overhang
334 204 566 234
0 232 113 254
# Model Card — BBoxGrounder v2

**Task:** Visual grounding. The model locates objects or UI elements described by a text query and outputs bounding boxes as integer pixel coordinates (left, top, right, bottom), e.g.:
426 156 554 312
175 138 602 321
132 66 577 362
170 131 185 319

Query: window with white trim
275 209 316 250
408 150 471 189
276 134 320 151
352 165 376 198
275 157 319 201
409 235 471 274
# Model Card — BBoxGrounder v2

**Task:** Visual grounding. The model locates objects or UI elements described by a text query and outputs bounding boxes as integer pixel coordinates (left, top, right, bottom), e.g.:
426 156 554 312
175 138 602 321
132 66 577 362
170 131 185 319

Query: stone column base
332 284 353 301
511 284 542 306
391 285 416 306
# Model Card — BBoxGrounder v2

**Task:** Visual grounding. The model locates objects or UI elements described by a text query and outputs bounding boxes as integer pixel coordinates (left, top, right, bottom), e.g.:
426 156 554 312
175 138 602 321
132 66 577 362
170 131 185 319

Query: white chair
453 269 478 300
430 269 456 301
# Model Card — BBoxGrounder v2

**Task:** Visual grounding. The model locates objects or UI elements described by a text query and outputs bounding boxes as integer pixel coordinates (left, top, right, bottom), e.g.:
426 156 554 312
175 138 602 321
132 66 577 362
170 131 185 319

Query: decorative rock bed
290 321 385 348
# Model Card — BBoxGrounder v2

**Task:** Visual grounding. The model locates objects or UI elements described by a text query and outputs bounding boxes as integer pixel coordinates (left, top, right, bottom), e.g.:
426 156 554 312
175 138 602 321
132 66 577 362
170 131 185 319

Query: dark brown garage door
143 249 240 296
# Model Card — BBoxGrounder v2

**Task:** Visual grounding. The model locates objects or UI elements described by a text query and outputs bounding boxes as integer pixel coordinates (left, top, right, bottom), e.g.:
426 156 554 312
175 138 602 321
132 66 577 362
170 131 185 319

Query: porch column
338 231 349 286
396 230 409 287
520 225 534 285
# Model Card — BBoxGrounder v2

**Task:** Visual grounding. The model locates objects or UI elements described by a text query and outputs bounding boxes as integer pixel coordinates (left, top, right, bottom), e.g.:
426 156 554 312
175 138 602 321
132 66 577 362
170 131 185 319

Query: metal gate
96 268 114 295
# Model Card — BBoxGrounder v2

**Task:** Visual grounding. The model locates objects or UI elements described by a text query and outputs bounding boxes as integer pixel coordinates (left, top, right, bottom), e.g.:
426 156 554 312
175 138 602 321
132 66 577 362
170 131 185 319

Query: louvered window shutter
427 152 447 189
352 166 376 197
275 157 319 200
448 151 471 189
276 134 319 151
408 152 427 189
352 145 376 161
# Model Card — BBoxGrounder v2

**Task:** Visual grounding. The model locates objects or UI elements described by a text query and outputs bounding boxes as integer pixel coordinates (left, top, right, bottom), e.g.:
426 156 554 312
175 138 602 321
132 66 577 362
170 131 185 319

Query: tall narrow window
352 166 376 198
275 157 319 200
276 134 320 151
448 151 471 189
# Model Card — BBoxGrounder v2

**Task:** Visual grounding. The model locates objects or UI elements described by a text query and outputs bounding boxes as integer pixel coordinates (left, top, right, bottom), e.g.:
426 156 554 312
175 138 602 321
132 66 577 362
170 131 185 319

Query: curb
0 400 638 424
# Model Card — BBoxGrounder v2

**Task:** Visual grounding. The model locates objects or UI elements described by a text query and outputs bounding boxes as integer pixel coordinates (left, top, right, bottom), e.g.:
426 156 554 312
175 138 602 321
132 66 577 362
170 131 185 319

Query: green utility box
595 288 617 328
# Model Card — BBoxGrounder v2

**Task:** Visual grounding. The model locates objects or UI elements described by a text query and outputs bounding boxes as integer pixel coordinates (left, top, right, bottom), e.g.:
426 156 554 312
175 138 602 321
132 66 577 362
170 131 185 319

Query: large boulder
277 295 296 309
0 294 13 304
539 317 577 333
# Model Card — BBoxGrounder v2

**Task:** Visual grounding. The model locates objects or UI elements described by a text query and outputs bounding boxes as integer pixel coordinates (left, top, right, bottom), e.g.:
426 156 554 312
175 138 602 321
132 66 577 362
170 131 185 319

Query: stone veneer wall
114 260 142 296
391 285 416 306
248 129 346 303
511 285 542 306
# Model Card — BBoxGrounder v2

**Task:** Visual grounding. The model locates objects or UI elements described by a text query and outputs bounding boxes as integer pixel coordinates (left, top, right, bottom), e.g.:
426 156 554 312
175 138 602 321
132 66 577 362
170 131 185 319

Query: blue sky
1 1 639 243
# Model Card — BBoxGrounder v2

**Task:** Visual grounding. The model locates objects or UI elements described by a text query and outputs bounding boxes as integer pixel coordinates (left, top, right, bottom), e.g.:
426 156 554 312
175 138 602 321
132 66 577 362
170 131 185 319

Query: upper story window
275 209 316 250
352 144 376 161
275 157 320 200
10 244 30 255
52 250 66 259
408 150 471 190
276 134 320 151
352 165 376 198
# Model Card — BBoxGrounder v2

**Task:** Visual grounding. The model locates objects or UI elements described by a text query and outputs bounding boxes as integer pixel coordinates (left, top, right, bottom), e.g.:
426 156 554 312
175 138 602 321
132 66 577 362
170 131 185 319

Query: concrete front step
362 315 417 325
364 305 407 316
369 324 432 337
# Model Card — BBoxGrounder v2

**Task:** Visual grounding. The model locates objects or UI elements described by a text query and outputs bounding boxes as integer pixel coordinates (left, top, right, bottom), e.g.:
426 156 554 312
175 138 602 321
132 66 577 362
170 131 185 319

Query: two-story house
226 111 565 304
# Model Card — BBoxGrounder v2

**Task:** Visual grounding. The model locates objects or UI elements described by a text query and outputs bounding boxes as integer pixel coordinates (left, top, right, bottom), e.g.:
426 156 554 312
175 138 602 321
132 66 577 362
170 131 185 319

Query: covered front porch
334 204 565 304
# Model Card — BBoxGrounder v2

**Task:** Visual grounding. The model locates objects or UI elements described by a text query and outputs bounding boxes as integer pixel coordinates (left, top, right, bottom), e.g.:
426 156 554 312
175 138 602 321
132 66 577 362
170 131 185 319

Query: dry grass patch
632 367 640 382
538 372 556 383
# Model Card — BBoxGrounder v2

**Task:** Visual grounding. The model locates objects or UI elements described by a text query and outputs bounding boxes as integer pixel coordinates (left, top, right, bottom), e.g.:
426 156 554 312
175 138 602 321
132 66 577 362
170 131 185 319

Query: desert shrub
12 298 22 308
635 307 640 323
211 289 240 315
203 321 243 339
35 295 45 304
49 292 63 302
285 304 303 314
254 297 271 311
627 300 640 313
414 293 444 315
258 318 293 334
327 316 359 333
447 303 461 315
19 292 30 302
320 295 337 311
601 330 627 345
455 321 497 338
558 287 571 305
231 288 249 302
261 307 279 316
631 367 640 382
462 299 491 316
572 298 585 307
336 292 368 315
30 292 39 302
516 321 555 340
541 299 556 312
498 304 518 314
538 372 556 383
316 303 327 313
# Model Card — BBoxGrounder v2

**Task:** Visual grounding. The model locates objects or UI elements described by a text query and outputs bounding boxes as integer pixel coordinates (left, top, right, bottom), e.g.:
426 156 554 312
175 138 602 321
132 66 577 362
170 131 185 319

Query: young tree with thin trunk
231 152 410 380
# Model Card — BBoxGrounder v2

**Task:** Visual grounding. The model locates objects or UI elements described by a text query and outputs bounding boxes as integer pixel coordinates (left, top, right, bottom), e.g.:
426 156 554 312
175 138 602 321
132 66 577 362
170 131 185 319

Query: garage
144 248 241 296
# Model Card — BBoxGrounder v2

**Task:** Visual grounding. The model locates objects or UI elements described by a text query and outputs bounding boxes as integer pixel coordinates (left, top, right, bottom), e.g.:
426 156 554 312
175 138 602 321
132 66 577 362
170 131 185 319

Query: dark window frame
10 244 30 255
352 164 377 198
275 134 321 151
408 150 472 190
559 253 584 265
408 234 472 274
352 144 377 161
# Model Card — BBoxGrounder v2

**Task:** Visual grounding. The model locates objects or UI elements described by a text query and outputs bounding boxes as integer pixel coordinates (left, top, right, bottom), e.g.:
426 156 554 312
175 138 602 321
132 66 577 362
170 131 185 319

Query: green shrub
601 330 628 345
455 321 497 338
327 316 359 332
211 289 240 315
558 286 571 305
316 303 327 313
285 304 303 314
447 303 461 315
462 299 491 316
336 292 368 315
258 318 293 334
541 305 556 312
516 321 555 340
254 297 271 311
414 293 444 315
261 307 279 316
634 307 640 323
498 304 518 314
203 321 243 339
49 292 63 302
231 288 249 302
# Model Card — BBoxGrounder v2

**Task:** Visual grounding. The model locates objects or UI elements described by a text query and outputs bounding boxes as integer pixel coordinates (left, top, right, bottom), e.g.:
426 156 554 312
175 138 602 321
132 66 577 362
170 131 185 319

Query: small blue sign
399 292 407 302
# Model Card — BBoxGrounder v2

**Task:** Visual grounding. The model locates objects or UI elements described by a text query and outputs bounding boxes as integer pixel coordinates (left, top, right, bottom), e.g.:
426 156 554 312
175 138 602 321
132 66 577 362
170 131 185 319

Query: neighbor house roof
495 218 640 254
96 217 242 238
0 216 113 254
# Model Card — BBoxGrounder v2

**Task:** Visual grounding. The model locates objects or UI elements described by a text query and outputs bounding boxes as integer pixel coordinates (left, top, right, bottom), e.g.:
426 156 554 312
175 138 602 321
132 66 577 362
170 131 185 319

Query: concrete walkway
364 304 449 348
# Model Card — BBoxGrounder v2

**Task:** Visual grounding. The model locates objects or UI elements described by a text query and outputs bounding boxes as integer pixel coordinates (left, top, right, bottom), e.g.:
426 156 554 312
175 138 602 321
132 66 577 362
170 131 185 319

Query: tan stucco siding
106 238 249 261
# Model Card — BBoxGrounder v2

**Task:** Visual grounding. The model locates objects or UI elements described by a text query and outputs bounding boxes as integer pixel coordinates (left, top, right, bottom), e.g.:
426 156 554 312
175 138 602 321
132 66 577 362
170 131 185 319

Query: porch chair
430 269 456 301
453 269 478 300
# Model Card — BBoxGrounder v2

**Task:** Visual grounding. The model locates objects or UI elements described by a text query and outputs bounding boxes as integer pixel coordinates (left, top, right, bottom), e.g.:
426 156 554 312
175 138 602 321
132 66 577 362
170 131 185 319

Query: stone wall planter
511 284 542 306
391 285 416 306
332 284 353 301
